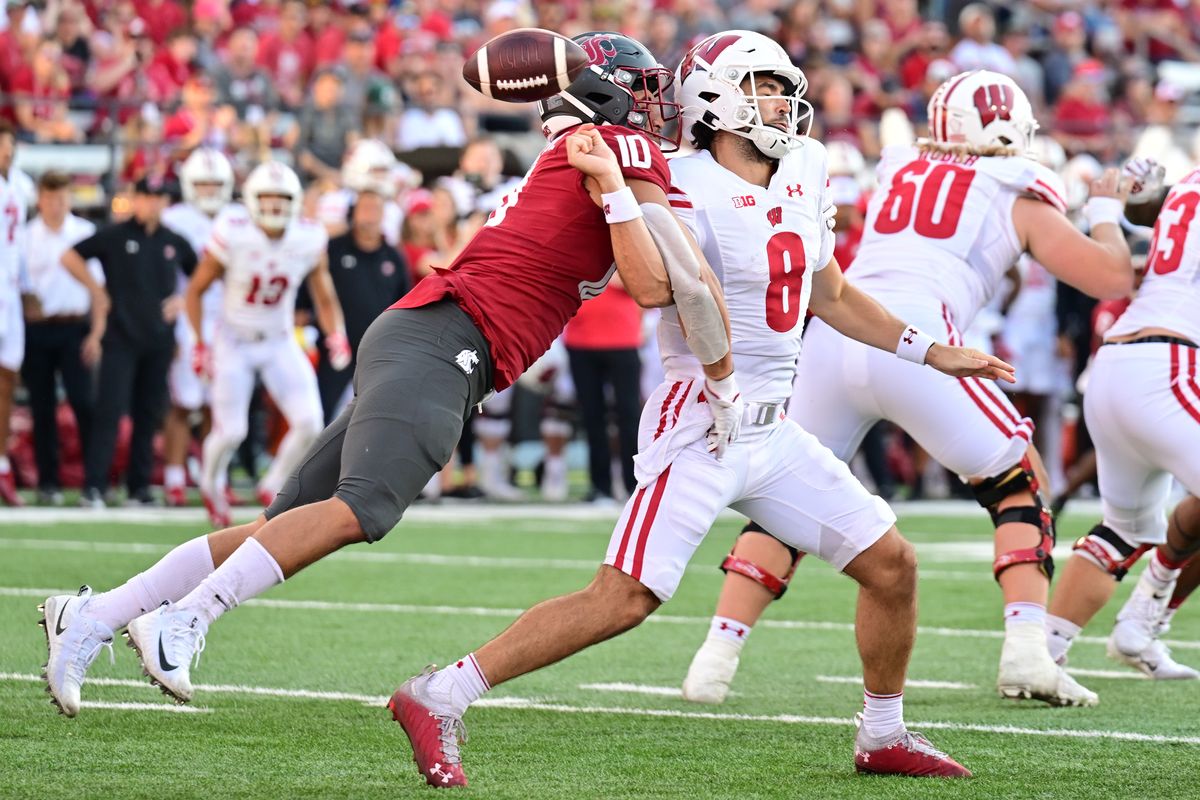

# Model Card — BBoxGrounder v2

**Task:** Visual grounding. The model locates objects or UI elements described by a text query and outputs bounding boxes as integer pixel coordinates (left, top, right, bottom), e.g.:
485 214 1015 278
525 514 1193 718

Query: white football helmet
342 139 396 195
243 161 302 231
927 69 1037 153
179 148 234 216
825 140 865 178
675 30 812 159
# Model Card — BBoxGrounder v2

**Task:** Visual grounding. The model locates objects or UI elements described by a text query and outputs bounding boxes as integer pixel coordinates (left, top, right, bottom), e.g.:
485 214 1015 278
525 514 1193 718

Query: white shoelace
900 732 950 760
67 626 114 685
435 714 468 765
167 618 207 669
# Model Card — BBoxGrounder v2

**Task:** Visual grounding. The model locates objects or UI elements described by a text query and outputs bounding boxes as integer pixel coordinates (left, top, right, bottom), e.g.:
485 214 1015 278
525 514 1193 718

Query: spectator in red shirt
564 280 644 504
256 0 313 110
898 22 950 91
133 0 187 45
310 3 350 67
231 0 282 35
1054 60 1113 154
11 39 82 142
162 73 233 152
145 28 196 105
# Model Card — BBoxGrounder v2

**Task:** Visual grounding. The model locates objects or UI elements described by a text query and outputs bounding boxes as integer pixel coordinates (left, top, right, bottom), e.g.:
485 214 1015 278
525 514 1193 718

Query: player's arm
810 256 1015 383
305 253 352 370
185 251 224 342
61 246 108 366
1016 168 1133 300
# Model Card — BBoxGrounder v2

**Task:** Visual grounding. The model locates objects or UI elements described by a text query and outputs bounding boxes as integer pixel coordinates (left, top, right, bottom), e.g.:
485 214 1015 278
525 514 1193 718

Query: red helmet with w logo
927 70 1037 153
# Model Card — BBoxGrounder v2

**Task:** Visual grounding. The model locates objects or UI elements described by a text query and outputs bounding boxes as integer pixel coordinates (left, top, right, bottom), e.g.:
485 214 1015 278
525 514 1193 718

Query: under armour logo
857 750 870 763
902 327 917 345
455 349 479 374
785 184 803 197
603 203 611 216
766 206 782 227
429 764 455 784
719 622 746 637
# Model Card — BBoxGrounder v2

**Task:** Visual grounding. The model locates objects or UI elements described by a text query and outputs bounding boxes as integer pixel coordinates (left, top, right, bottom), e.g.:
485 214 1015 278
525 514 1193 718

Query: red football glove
191 342 212 379
326 331 352 371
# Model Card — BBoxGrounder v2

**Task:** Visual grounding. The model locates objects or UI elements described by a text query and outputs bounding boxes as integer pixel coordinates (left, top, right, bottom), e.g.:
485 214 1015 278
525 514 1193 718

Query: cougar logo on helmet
580 35 617 66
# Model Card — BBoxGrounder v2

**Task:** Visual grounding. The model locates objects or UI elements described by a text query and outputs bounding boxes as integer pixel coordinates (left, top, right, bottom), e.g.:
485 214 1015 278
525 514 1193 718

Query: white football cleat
1110 577 1175 657
997 622 1098 706
39 586 114 717
1107 634 1200 680
681 638 741 704
124 603 206 703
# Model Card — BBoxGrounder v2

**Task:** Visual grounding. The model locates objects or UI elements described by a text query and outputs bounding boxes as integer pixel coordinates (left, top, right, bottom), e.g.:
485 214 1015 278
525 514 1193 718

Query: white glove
704 373 743 460
1122 157 1166 204
326 331 352 371
821 200 837 231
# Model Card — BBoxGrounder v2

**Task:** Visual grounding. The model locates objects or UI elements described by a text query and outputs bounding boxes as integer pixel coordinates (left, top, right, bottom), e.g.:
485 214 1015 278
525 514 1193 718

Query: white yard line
1066 668 1150 681
79 700 212 713
578 682 684 697
2 671 1193 744
815 675 977 690
4 586 1198 652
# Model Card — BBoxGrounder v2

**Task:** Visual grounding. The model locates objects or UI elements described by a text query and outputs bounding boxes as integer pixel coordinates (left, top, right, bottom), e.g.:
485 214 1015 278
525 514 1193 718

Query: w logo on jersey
973 84 1015 127
766 206 783 227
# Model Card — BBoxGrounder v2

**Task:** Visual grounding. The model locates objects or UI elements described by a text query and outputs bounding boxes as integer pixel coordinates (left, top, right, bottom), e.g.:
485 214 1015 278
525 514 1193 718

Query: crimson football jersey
392 124 670 390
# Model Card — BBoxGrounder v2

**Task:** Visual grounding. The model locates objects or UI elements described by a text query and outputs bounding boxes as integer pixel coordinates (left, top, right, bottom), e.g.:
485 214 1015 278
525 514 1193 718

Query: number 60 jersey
662 141 834 402
850 144 1067 332
206 204 328 338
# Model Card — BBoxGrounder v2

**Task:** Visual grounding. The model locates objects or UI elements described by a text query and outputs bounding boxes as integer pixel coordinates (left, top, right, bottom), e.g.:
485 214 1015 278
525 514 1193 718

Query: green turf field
1 508 1197 799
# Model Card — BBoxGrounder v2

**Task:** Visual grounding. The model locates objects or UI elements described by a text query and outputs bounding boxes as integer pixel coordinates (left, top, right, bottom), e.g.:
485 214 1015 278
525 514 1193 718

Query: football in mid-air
462 28 589 103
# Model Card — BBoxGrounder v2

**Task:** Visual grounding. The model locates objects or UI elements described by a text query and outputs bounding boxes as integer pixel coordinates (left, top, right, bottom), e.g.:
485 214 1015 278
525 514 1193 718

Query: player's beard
735 134 776 167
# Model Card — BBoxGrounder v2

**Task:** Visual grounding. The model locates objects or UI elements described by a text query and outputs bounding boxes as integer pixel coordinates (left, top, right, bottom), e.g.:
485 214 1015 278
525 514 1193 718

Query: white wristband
601 186 642 224
1083 196 1124 229
896 325 936 364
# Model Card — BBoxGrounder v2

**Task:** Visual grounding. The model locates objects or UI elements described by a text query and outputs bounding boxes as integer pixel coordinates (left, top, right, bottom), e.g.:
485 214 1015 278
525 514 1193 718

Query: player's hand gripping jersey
660 144 834 402
1108 168 1200 345
850 144 1067 331
207 204 328 337
392 124 670 391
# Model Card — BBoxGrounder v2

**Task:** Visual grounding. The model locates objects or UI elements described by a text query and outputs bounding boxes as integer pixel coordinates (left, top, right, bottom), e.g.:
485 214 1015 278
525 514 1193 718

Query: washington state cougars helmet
675 30 812 159
243 161 301 231
536 32 681 151
928 70 1037 153
179 148 234 216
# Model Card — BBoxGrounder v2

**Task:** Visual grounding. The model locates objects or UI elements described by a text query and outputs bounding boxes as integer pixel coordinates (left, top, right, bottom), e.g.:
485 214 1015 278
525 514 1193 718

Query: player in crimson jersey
37 32 740 731
682 69 1137 710
391 33 1017 783
1039 158 1200 686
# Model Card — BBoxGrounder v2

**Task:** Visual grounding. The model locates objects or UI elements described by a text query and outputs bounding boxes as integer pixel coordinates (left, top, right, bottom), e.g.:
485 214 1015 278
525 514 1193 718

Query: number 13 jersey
206 204 328 338
662 143 834 403
850 145 1067 332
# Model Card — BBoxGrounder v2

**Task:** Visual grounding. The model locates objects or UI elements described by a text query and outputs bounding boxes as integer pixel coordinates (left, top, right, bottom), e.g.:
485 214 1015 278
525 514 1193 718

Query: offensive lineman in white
683 70 1135 709
1041 158 1200 686
395 33 1014 780
186 162 351 527
160 149 235 507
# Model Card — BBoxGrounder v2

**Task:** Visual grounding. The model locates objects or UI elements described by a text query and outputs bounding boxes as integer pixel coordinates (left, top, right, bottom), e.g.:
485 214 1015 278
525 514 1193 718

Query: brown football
462 28 590 103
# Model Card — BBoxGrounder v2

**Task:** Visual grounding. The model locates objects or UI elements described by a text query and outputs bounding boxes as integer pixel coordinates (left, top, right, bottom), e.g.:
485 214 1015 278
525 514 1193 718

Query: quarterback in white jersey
0 123 26 505
160 148 235 506
404 33 1010 780
185 161 350 528
1041 159 1200 685
684 70 1135 710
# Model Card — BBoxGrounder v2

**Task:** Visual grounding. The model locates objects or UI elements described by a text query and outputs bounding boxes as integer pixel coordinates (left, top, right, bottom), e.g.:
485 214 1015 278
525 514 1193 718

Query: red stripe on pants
631 465 672 580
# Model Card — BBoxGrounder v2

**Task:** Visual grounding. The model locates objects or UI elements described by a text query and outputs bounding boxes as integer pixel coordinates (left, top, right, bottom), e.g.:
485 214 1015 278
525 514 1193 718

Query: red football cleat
224 485 243 507
256 486 274 509
0 470 23 506
388 669 468 788
201 491 231 529
164 484 187 508
854 726 971 778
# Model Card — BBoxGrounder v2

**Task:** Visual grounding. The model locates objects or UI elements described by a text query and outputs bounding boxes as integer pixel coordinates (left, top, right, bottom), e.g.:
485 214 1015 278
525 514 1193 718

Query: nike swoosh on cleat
158 634 179 672
55 602 69 636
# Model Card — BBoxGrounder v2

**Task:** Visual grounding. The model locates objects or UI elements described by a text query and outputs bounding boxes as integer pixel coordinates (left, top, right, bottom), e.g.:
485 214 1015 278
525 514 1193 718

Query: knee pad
972 456 1043 521
720 522 805 600
976 457 1057 581
1072 523 1152 581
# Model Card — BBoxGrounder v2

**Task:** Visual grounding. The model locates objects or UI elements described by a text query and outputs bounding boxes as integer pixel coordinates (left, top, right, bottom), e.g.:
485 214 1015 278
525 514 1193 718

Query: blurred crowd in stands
1 0 1197 506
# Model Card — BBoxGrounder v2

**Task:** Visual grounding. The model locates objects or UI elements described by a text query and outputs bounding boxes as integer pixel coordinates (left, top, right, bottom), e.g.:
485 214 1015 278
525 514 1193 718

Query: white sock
1004 602 1046 629
164 465 186 489
480 448 506 489
0 455 9 473
1162 605 1179 630
88 536 216 629
425 654 490 717
1145 550 1183 589
176 538 284 627
542 454 567 490
1045 614 1081 664
861 689 904 740
708 615 751 649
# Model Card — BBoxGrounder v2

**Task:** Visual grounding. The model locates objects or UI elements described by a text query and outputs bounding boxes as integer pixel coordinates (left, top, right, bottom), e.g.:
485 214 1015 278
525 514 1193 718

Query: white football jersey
850 145 1067 331
163 202 223 320
206 204 328 337
0 173 27 290
317 188 403 247
1109 167 1200 344
661 143 834 402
